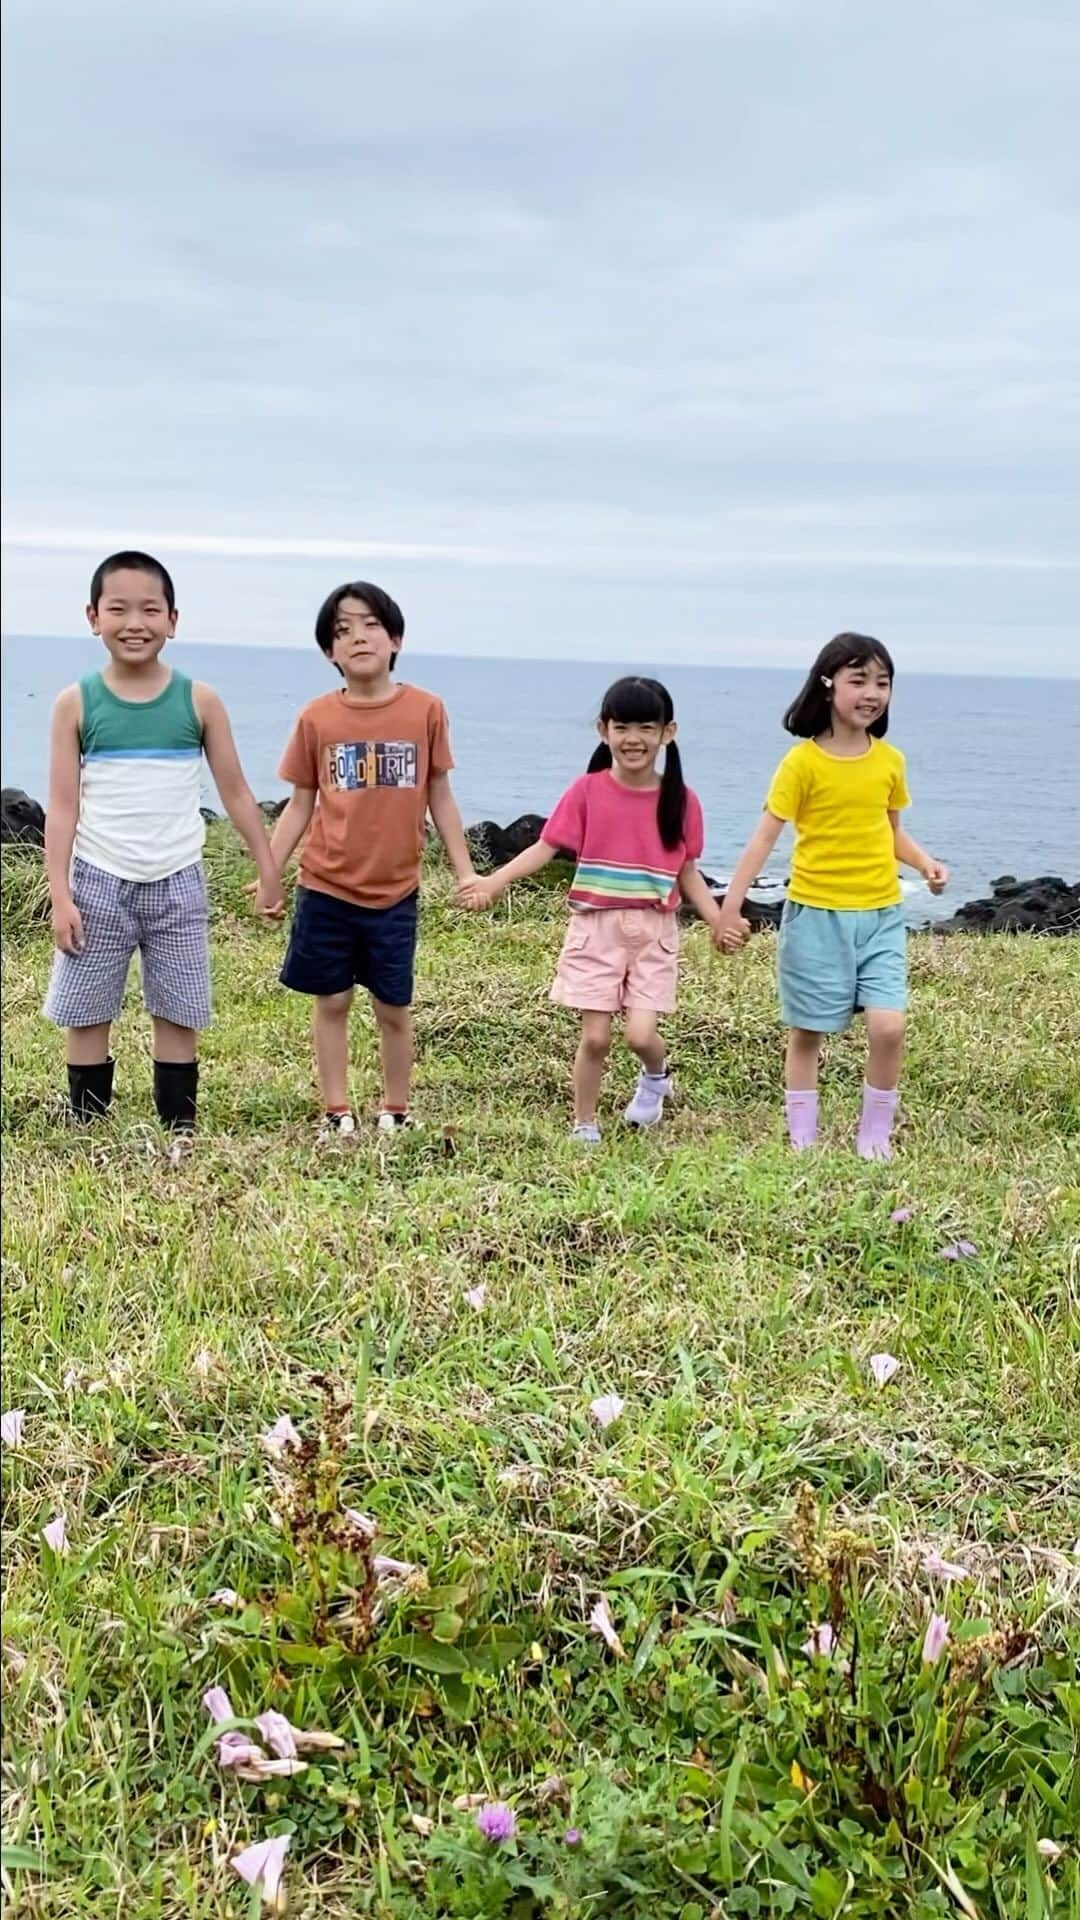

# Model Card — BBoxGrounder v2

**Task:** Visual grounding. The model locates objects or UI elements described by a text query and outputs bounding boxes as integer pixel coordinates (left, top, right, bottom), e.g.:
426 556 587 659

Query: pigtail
587 742 613 773
656 740 687 850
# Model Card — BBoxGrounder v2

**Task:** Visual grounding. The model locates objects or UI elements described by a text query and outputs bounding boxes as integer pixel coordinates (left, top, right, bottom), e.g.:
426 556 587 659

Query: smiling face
329 597 401 682
827 656 893 730
598 713 675 779
86 567 177 665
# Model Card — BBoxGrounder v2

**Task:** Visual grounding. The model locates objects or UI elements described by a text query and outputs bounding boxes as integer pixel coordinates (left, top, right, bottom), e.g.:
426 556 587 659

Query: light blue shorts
778 902 907 1033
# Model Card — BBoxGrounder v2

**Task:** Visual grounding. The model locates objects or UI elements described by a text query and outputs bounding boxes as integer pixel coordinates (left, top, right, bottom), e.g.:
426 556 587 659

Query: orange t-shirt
278 684 454 908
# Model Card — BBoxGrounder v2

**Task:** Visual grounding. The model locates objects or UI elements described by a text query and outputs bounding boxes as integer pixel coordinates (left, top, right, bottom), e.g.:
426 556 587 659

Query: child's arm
715 811 787 949
457 837 559 909
677 863 727 947
44 686 85 953
197 687 285 916
265 785 317 879
890 815 949 894
427 772 475 885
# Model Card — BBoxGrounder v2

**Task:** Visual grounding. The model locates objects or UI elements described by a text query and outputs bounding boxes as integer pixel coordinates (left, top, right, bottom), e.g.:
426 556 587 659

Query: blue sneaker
570 1122 602 1145
624 1070 672 1128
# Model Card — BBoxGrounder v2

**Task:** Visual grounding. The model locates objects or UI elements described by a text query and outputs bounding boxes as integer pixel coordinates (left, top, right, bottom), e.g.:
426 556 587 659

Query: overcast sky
2 0 1076 674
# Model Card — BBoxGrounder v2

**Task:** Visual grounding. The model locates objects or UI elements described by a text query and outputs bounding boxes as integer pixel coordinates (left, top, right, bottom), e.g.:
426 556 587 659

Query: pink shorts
550 908 680 1013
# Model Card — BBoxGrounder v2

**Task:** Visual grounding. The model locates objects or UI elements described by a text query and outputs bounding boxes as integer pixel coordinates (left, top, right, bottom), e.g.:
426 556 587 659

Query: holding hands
713 907 751 953
456 873 502 911
254 873 287 921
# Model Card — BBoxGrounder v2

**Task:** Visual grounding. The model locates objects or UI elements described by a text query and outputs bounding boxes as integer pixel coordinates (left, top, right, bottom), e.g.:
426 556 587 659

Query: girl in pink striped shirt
459 677 725 1141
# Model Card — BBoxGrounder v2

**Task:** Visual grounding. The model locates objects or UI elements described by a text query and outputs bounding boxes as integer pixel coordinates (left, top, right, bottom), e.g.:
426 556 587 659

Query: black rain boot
67 1058 115 1122
153 1059 199 1133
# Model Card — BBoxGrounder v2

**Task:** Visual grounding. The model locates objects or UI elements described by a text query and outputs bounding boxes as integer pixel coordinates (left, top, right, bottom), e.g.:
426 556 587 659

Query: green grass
2 831 1079 1919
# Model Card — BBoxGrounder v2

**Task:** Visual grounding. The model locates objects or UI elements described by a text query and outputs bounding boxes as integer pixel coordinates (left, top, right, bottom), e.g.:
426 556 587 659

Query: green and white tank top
74 671 206 881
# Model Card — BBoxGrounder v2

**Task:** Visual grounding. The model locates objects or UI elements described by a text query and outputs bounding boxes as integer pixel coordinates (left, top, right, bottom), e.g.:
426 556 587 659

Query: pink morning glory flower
922 1549 970 1583
589 1393 624 1429
868 1352 900 1388
801 1622 837 1659
231 1834 290 1908
259 1414 302 1458
588 1596 626 1658
41 1514 68 1555
921 1612 950 1664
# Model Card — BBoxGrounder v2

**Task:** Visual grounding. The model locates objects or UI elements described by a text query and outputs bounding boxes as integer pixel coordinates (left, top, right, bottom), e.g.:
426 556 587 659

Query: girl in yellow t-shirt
716 634 949 1159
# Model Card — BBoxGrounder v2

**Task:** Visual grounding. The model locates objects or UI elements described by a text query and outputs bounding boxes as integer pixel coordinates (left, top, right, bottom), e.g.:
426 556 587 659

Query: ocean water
3 633 1077 921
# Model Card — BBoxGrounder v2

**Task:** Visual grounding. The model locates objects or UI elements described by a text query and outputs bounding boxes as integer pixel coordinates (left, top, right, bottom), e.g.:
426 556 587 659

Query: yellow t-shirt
766 738 911 910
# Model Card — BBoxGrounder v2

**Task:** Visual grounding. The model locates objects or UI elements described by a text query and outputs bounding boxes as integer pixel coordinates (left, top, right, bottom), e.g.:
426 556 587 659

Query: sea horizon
3 633 1077 919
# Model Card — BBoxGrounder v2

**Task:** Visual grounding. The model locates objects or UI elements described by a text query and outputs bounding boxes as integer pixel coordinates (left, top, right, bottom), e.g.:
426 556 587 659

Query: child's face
87 568 177 664
330 597 401 681
599 715 675 777
828 658 892 729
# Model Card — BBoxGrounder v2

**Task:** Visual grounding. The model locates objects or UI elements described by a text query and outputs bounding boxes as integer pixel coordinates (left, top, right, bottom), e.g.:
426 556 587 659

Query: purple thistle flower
564 1828 582 1847
889 1208 912 1224
939 1240 977 1260
475 1801 516 1843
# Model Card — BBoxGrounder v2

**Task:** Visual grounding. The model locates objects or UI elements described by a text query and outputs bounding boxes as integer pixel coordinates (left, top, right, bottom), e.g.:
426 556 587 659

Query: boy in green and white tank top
43 551 284 1130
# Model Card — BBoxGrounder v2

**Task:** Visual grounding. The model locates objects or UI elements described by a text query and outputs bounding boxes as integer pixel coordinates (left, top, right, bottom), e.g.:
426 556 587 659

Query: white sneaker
624 1071 672 1128
377 1111 417 1134
319 1111 356 1141
570 1121 602 1144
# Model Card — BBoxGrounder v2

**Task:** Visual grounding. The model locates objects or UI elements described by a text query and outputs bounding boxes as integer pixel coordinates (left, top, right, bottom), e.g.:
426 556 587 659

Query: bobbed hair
783 633 896 738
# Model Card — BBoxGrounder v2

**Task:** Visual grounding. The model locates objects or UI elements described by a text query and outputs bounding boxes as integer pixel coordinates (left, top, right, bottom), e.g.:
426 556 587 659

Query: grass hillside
2 830 1078 1919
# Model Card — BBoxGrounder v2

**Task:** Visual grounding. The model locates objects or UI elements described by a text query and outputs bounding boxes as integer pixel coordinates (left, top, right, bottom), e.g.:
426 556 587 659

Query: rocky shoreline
2 789 1077 935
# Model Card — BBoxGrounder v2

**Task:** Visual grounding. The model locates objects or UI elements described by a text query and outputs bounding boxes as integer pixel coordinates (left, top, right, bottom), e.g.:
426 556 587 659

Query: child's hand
922 860 949 895
457 875 498 911
713 909 751 953
254 875 286 920
51 897 85 954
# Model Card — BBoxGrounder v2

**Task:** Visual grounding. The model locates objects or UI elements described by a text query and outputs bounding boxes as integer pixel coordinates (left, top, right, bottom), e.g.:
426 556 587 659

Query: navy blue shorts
280 887 419 1005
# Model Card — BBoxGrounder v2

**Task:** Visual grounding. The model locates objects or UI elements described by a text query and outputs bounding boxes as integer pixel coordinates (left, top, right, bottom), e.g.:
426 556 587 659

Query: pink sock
785 1089 818 1149
857 1083 898 1160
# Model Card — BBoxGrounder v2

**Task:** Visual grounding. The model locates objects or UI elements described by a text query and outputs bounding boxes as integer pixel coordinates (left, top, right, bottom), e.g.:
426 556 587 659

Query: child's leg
65 1023 115 1119
138 865 211 1131
855 909 908 1160
357 893 418 1119
573 1012 612 1125
857 1009 905 1160
66 1022 112 1066
372 997 413 1112
864 1008 904 1090
623 1009 673 1127
624 1009 666 1075
150 1017 199 1132
44 860 135 1120
785 1027 823 1090
784 1028 823 1148
313 991 354 1111
778 905 854 1150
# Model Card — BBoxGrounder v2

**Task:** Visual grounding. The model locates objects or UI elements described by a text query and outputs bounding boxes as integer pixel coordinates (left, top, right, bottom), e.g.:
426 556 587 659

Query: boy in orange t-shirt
259 582 476 1134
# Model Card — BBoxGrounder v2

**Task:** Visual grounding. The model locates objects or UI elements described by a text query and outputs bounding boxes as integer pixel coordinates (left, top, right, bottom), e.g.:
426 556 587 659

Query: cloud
2 0 1077 671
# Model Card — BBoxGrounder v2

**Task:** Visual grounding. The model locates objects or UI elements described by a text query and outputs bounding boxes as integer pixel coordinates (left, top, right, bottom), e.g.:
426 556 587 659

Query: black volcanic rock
0 789 46 847
938 875 1079 935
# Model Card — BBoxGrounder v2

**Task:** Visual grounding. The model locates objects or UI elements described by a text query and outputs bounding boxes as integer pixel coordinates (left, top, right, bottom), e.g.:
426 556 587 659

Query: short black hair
90 550 176 613
783 633 896 738
315 582 405 672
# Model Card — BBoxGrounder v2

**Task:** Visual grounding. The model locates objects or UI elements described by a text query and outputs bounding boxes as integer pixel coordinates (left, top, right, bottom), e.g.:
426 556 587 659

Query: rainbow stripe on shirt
569 859 680 911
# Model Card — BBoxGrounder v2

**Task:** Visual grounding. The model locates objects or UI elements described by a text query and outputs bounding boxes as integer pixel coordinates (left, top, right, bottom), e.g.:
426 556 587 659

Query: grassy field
2 832 1079 1919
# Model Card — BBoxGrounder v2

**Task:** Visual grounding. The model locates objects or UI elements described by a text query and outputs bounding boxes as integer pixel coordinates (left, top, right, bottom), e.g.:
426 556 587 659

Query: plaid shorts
44 858 212 1030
